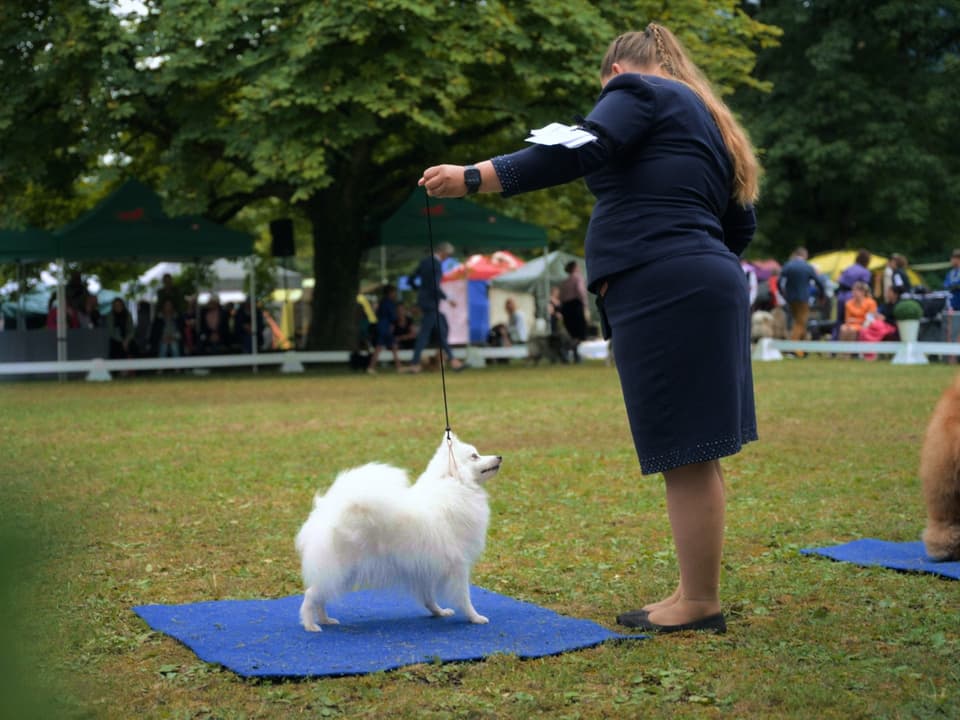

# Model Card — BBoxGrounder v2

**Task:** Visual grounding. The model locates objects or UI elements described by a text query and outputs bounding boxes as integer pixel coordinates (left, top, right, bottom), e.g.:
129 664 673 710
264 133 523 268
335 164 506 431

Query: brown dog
920 374 960 560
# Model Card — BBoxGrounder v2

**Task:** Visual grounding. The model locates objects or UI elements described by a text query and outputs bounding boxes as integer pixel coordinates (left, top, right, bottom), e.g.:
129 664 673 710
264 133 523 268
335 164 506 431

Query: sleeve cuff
491 155 522 197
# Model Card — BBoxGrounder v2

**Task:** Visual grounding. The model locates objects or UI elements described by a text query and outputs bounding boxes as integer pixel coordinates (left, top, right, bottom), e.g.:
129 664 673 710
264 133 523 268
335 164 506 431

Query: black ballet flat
618 611 727 634
615 609 650 627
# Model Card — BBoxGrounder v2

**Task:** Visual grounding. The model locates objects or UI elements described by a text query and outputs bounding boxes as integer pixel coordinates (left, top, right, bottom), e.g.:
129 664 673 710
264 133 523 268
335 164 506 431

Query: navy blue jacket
491 73 755 291
413 254 447 310
778 258 825 304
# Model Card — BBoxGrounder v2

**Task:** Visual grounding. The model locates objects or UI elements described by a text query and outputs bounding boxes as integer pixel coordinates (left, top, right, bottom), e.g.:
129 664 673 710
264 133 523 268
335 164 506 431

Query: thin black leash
422 188 452 439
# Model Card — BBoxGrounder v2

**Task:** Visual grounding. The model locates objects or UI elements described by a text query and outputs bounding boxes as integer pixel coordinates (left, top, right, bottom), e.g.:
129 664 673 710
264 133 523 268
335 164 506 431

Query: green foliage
737 0 960 259
893 298 924 321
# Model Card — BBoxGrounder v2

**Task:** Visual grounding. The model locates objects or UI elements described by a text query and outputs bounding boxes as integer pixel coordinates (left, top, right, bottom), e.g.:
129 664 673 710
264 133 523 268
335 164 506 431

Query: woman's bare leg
645 459 725 626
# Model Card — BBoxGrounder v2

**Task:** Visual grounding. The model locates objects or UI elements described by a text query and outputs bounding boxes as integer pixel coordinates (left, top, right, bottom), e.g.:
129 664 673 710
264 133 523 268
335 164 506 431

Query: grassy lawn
1 358 958 719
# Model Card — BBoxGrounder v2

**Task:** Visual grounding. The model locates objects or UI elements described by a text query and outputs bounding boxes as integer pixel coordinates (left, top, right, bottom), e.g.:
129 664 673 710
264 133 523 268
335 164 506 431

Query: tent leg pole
249 256 258 374
57 258 67 382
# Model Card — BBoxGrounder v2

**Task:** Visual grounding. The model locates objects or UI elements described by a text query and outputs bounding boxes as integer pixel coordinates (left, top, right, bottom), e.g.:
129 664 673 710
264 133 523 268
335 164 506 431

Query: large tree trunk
304 188 371 350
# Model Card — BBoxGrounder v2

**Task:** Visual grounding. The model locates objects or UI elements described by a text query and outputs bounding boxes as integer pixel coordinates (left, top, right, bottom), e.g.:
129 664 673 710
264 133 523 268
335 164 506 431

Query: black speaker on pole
270 219 295 258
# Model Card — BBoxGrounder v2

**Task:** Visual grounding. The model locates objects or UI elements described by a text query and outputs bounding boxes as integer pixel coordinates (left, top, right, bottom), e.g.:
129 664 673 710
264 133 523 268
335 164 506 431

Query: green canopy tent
379 189 547 251
1 180 255 366
0 227 61 263
0 228 62 332
53 180 253 261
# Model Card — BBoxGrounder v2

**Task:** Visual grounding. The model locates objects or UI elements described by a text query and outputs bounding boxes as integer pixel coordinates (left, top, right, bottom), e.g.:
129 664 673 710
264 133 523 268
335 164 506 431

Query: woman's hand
418 164 467 198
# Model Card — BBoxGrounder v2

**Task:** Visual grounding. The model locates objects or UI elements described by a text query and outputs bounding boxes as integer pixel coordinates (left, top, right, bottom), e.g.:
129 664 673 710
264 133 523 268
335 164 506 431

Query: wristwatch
463 165 481 195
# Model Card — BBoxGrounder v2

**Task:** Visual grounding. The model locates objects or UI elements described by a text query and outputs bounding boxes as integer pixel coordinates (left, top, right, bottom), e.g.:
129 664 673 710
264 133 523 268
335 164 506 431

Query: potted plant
893 298 924 343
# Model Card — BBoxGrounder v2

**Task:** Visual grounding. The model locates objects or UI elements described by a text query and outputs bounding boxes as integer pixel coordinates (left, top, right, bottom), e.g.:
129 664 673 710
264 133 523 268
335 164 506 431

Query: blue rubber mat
801 539 960 579
133 586 646 678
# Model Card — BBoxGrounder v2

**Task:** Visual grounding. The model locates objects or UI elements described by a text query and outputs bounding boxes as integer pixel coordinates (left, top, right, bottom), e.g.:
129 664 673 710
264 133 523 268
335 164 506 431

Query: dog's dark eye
471 453 479 460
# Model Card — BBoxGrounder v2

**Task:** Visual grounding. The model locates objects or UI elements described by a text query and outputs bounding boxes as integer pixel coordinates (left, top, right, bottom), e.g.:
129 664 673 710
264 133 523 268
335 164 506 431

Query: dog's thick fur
295 433 501 631
920 374 960 560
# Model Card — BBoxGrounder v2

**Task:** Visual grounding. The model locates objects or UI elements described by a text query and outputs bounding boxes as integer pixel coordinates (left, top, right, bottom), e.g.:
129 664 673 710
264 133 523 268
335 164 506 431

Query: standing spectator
77 292 101 329
135 300 152 356
182 296 198 355
106 298 136 359
46 295 79 330
368 284 402 373
418 22 760 633
156 273 185 314
65 270 88 313
404 242 463 372
393 304 417 350
835 249 872 333
882 256 896 302
558 261 589 360
778 247 825 354
197 295 231 354
890 254 911 300
151 299 184 358
944 249 960 311
741 261 758 309
232 299 262 353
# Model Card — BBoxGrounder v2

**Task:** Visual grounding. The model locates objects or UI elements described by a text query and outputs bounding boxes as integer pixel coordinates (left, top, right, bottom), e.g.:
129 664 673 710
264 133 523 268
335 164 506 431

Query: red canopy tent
442 251 525 282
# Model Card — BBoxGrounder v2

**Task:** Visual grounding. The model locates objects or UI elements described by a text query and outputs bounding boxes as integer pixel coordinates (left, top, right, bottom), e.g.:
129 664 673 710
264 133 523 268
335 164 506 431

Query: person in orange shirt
838 281 878 341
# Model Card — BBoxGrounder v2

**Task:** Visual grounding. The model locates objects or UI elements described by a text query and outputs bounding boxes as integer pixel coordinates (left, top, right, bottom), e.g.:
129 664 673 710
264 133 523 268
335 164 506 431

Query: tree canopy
737 0 960 261
1 0 777 348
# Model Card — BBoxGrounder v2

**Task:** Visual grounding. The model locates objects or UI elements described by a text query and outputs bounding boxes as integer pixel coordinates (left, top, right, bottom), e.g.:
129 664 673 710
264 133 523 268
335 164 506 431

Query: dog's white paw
322 617 340 625
435 608 455 617
303 620 322 632
468 614 489 624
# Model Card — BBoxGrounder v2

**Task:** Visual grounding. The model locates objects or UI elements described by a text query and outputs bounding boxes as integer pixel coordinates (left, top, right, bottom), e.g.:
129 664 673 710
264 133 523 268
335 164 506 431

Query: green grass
1 359 958 719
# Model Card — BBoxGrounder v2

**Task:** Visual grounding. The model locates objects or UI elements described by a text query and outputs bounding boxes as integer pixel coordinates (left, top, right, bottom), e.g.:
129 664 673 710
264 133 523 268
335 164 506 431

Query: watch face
464 166 481 193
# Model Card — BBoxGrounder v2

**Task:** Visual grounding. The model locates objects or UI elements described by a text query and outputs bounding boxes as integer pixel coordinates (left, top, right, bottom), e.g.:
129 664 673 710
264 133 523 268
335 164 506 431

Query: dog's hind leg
299 586 340 632
424 598 454 618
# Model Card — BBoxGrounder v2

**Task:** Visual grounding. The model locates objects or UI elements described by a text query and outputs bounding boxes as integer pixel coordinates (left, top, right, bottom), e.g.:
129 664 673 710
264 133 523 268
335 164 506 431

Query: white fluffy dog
295 432 502 631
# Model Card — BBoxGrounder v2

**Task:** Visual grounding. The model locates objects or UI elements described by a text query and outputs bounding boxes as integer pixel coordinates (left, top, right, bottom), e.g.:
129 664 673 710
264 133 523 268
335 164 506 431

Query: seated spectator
151 299 184 358
838 281 878 341
106 298 136 359
528 287 577 364
197 295 231 354
833 249 872 336
489 298 529 347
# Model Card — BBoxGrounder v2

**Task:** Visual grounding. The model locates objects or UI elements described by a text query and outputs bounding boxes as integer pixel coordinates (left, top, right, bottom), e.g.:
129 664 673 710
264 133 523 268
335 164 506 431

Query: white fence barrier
0 346 534 382
752 338 960 365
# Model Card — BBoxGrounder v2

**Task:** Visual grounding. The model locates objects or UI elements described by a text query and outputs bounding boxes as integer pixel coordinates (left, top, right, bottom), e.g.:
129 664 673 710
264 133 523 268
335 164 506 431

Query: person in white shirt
506 298 528 344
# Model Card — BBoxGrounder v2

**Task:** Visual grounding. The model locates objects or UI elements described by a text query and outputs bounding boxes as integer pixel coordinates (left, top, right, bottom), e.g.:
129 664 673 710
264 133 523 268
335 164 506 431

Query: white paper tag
525 122 597 149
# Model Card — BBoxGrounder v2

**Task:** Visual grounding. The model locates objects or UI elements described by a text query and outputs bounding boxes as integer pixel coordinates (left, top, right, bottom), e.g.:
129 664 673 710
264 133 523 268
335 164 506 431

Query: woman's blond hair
600 23 760 206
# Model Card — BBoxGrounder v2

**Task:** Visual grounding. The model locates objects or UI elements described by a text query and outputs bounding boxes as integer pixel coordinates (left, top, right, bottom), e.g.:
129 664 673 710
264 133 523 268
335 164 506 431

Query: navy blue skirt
602 251 757 475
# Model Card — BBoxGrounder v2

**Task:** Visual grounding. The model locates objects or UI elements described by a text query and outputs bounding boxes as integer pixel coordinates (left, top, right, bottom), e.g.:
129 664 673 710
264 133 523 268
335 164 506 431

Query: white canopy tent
489 250 589 319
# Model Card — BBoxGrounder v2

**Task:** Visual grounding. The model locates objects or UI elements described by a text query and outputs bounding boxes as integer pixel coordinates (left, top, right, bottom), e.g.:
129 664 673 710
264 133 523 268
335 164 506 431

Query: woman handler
419 23 759 634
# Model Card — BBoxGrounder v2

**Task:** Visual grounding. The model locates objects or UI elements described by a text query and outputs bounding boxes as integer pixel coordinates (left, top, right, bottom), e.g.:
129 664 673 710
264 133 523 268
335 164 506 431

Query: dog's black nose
496 456 503 461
